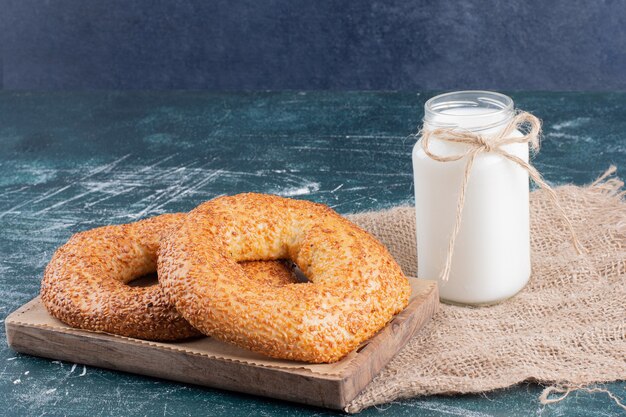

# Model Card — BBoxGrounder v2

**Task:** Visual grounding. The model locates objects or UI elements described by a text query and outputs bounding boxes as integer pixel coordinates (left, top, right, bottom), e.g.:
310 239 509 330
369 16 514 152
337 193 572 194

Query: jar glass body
412 91 531 305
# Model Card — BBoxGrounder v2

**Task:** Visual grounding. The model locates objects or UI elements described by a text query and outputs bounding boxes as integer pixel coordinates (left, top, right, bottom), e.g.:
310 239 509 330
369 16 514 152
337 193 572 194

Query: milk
412 92 531 305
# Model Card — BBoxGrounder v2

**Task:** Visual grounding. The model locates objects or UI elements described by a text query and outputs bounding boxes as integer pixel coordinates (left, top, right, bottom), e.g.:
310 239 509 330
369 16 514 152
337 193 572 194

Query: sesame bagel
41 213 298 341
158 193 411 363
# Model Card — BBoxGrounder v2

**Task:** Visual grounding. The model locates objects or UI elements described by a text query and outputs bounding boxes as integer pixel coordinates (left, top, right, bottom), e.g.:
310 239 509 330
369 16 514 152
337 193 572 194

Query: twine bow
420 111 585 282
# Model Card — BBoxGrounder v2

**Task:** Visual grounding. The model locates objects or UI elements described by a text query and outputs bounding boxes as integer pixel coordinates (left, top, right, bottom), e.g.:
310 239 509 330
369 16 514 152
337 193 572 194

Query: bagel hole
287 261 310 283
127 272 159 287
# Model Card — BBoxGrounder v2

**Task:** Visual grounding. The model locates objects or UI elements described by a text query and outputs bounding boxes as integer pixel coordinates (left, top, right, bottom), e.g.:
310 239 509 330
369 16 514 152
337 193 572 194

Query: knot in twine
420 111 585 282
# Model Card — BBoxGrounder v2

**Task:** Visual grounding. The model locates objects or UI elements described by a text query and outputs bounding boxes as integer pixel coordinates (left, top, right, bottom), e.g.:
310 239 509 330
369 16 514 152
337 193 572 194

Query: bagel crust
41 214 298 341
158 193 411 363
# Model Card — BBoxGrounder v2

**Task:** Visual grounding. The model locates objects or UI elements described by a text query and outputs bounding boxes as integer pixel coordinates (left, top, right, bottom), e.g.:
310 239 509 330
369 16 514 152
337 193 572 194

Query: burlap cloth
343 169 626 413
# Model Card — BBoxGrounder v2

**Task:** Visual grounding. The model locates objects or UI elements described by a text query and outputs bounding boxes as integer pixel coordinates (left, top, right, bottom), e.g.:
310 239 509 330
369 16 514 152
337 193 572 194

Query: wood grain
6 279 438 410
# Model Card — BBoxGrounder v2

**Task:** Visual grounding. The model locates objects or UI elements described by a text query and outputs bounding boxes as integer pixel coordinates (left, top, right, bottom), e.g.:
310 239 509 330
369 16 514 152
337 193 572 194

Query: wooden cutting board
6 278 438 410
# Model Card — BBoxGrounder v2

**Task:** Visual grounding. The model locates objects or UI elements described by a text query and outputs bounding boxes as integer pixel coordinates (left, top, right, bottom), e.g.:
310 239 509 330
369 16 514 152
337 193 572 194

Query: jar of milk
412 91 530 305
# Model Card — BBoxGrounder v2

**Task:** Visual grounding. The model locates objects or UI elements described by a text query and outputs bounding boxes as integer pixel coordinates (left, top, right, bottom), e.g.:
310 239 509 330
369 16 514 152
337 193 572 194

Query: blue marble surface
2 1 626 90
0 92 624 416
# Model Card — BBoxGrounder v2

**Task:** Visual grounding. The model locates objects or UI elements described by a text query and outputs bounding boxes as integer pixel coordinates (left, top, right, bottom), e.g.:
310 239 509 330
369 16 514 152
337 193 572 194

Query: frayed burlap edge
344 167 626 413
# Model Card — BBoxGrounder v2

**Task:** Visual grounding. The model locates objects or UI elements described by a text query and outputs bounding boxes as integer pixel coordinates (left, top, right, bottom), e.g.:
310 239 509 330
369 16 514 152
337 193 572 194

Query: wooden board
6 279 438 410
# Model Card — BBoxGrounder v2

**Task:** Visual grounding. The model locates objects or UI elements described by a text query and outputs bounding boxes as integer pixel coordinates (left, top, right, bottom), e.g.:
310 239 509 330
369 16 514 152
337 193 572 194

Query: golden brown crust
158 193 411 362
40 213 298 341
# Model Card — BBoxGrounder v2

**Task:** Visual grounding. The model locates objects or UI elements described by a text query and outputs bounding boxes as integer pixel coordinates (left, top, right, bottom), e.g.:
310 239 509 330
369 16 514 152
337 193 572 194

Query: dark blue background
2 0 626 91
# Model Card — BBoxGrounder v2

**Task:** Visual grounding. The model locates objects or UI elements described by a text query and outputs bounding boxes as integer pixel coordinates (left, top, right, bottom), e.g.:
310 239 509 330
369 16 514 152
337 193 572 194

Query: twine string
420 111 585 282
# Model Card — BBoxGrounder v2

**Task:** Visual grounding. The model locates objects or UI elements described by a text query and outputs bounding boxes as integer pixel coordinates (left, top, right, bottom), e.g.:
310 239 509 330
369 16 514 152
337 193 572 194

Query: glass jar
412 91 531 305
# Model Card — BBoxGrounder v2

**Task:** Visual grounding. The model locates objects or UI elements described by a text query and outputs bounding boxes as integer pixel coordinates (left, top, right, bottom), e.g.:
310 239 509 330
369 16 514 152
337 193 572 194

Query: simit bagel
158 193 411 362
41 213 298 341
